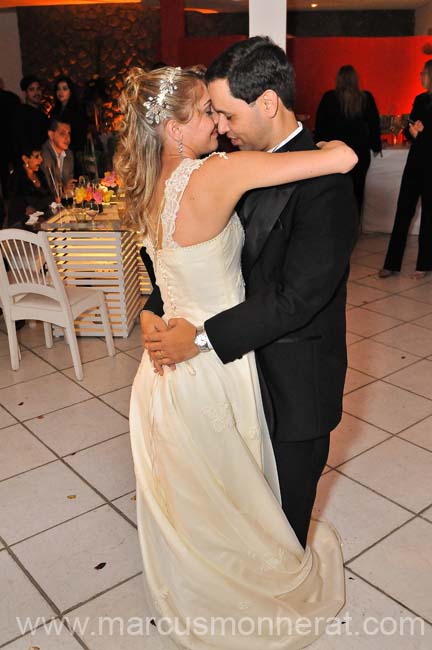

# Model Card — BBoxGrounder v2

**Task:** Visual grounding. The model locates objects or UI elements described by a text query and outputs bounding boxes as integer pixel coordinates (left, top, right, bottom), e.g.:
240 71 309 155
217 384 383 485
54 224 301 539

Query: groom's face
208 78 269 152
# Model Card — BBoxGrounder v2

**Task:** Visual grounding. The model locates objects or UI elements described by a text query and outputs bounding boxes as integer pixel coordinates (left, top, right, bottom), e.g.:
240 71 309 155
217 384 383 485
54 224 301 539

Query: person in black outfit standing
315 65 381 212
0 86 20 198
12 76 49 166
51 76 87 171
380 60 432 279
140 37 358 549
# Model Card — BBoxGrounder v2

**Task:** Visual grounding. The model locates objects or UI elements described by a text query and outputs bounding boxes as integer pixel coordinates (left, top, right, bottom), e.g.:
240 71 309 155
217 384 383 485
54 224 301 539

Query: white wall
0 9 23 96
249 0 287 51
416 1 432 35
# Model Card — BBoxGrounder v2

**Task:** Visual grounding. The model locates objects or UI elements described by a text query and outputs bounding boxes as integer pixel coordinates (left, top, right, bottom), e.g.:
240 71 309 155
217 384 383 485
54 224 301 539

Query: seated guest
41 118 75 201
12 75 49 165
8 145 53 229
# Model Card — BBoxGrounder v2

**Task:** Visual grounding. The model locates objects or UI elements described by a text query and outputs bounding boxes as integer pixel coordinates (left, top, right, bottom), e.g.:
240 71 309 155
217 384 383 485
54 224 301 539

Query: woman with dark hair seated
8 145 54 228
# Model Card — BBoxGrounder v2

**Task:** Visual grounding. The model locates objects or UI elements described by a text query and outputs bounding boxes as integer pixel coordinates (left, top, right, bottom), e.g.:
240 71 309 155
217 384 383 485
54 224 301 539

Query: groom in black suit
142 37 358 548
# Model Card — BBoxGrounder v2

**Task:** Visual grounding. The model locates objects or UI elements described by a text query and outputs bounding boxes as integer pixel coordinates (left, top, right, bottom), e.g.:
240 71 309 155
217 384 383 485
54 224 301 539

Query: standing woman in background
380 60 432 279
315 64 381 211
51 76 87 172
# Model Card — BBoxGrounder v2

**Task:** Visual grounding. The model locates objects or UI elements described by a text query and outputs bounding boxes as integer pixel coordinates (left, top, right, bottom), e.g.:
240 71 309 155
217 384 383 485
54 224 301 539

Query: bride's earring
178 139 184 158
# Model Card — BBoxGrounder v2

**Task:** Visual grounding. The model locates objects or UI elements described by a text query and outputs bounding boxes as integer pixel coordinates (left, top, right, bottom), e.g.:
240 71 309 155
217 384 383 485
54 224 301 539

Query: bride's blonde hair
115 65 206 230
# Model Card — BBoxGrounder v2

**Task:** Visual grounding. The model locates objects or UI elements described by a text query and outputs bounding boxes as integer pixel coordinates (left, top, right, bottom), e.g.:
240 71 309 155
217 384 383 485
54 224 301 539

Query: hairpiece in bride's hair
143 67 181 125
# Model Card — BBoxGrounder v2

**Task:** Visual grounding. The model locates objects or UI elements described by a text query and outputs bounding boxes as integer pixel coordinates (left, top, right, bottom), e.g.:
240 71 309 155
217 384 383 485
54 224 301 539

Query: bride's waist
160 294 244 325
162 308 224 326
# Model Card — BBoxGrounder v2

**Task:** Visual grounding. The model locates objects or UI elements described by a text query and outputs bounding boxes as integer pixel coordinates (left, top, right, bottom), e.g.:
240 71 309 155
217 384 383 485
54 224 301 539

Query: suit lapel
241 184 297 279
43 146 58 195
240 129 315 278
62 152 72 186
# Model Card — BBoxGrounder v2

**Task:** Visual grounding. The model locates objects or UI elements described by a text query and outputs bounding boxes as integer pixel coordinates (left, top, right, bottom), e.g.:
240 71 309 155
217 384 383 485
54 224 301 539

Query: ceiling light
184 8 219 13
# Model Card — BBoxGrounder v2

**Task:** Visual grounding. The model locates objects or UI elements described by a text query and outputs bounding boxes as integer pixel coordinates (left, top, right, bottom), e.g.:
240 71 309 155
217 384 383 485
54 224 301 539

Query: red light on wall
184 8 219 13
1 0 141 6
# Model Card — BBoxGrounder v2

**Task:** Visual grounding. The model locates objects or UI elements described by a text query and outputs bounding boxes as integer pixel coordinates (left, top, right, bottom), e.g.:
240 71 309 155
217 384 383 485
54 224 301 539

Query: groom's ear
259 90 279 119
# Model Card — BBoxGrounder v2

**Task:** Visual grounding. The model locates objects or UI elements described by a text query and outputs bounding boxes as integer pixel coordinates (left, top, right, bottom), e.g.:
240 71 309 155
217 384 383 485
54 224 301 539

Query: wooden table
41 206 151 338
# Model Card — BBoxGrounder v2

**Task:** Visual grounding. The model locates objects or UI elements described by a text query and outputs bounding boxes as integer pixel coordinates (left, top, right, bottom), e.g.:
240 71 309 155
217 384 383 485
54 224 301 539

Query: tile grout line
352 273 432 295
343 514 419 566
1 488 138 560
0 403 125 483
345 567 432 627
347 348 427 380
350 272 432 292
348 285 432 308
329 465 421 516
0 533 62 616
365 335 432 360
61 571 143 617
0 415 139 540
7 503 108 550
0 618 92 650
0 372 133 435
327 434 393 471
328 420 432 473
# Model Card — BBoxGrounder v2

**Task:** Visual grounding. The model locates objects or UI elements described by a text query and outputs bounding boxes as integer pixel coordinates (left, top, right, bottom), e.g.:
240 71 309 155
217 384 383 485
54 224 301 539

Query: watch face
196 334 207 347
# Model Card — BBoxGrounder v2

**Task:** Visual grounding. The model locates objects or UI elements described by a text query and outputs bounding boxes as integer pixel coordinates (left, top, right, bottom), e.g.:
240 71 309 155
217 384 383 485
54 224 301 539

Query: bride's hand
316 139 345 151
316 140 357 172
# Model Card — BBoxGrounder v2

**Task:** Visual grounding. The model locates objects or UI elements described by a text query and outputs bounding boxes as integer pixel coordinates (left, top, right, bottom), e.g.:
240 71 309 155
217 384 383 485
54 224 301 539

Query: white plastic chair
0 229 115 380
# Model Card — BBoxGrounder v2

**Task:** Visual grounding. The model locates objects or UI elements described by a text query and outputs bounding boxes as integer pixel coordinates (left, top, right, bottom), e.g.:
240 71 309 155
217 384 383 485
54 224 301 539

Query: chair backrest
0 229 71 315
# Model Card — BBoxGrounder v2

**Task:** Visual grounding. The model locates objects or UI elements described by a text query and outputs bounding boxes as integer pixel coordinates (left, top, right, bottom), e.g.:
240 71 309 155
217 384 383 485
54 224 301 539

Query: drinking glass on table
86 199 98 228
64 186 75 208
54 183 63 206
117 202 126 223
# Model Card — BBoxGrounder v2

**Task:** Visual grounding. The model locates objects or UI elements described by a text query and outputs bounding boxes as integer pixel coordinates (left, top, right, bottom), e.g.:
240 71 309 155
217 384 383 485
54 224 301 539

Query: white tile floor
1 233 432 649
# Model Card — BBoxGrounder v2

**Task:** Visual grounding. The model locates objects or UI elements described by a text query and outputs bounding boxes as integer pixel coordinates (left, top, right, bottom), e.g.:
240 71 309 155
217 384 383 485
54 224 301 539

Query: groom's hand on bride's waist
144 318 199 366
140 310 172 375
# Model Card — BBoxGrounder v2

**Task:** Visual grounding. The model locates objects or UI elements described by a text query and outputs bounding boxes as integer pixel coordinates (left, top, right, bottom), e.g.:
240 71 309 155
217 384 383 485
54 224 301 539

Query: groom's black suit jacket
143 129 358 442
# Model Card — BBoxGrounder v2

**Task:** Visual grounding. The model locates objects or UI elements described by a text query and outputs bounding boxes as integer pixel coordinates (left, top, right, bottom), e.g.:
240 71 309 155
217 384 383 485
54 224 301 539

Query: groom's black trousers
273 435 330 549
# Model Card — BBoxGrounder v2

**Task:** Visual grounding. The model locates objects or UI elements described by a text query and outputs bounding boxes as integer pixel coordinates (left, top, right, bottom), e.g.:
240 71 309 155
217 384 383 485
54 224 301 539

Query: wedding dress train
129 156 345 649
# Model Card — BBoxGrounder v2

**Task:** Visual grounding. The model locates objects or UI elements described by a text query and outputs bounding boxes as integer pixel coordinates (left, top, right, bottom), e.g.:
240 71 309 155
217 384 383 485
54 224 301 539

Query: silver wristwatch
194 325 213 353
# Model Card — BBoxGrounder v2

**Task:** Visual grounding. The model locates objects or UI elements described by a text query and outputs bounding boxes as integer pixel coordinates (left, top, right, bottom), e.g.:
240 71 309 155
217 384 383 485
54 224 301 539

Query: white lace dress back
144 154 245 324
130 155 345 650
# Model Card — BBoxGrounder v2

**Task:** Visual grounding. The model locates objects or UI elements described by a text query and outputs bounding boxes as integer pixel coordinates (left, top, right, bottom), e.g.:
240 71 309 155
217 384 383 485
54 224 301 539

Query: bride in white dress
116 66 357 650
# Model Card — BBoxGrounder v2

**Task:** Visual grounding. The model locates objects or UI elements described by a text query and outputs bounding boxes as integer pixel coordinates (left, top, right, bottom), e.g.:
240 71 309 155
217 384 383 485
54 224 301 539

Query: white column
0 9 23 95
249 0 287 52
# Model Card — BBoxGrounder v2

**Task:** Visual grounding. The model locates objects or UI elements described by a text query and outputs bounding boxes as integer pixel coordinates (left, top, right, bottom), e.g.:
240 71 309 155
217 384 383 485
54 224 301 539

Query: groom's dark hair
205 36 296 110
